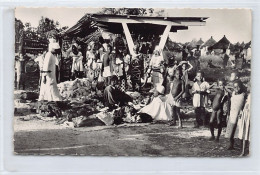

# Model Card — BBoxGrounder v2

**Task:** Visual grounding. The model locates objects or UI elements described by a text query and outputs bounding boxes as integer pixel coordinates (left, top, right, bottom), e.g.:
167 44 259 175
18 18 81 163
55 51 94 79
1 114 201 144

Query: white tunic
71 52 83 72
39 52 62 101
192 81 210 107
149 55 164 68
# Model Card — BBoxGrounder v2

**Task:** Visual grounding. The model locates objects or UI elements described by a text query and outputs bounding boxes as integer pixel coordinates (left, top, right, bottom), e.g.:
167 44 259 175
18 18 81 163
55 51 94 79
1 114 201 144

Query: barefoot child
179 61 193 99
166 68 185 128
192 71 210 128
225 80 245 150
209 78 229 142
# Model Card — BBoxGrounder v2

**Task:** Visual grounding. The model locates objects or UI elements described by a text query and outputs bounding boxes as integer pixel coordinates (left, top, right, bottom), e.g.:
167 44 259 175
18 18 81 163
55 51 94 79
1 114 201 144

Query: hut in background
202 36 216 55
210 35 233 55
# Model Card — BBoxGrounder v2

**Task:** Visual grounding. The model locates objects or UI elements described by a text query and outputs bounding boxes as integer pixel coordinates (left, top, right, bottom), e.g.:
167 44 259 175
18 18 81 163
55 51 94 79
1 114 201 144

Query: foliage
99 8 155 16
37 16 59 36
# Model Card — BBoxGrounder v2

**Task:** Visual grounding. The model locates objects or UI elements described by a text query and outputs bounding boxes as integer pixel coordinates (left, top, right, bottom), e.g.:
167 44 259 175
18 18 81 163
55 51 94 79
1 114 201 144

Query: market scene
14 8 251 157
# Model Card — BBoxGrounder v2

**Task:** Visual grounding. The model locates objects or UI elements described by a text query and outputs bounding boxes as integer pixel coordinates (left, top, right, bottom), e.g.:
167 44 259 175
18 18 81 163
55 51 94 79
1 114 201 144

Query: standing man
35 51 47 90
194 45 201 60
102 45 113 86
187 51 199 80
222 49 229 69
15 54 26 90
129 45 144 92
38 42 62 101
182 45 189 61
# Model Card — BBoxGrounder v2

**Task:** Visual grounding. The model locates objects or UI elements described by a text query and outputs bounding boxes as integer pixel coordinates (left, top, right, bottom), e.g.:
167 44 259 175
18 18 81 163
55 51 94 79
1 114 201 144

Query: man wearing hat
39 42 62 101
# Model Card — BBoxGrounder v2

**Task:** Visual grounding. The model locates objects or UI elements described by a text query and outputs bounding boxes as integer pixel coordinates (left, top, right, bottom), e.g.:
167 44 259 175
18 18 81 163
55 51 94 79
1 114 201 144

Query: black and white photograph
14 7 252 157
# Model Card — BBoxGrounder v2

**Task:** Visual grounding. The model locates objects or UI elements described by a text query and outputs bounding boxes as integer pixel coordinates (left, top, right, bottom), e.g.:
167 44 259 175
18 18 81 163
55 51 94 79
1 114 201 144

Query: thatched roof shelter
196 38 204 46
211 35 233 49
203 36 216 47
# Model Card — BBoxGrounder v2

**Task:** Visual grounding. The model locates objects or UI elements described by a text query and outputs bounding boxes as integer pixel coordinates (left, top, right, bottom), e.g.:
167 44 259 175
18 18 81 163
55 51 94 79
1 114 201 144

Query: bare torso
171 79 184 98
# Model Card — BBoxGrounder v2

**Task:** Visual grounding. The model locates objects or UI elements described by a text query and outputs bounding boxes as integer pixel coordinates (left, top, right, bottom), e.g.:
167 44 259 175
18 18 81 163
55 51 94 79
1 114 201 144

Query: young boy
166 68 185 128
209 78 229 142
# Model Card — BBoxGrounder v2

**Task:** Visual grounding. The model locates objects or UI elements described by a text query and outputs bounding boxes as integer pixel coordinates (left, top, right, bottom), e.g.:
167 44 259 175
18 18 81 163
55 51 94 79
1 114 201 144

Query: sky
15 7 252 44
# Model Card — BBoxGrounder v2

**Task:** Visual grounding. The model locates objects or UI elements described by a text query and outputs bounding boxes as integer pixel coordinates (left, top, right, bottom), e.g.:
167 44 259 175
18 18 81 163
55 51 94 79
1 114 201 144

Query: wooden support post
158 24 171 50
59 37 63 82
122 23 135 55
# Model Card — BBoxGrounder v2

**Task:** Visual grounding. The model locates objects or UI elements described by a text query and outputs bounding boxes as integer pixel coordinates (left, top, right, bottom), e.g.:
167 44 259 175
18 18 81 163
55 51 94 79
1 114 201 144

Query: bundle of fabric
37 101 64 118
73 115 105 128
14 90 39 115
14 90 38 101
57 78 92 100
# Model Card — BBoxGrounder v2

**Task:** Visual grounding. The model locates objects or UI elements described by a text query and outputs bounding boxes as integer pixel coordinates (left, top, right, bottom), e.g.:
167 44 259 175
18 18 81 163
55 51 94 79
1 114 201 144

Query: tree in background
99 8 155 16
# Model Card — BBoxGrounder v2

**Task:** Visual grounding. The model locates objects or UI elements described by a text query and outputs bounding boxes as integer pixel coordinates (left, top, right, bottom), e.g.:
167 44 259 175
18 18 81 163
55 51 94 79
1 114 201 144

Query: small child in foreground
209 78 229 142
192 71 210 128
166 68 185 128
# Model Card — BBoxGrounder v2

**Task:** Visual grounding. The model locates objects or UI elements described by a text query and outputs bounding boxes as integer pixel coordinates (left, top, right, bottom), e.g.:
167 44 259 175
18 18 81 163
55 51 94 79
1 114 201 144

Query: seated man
103 75 132 109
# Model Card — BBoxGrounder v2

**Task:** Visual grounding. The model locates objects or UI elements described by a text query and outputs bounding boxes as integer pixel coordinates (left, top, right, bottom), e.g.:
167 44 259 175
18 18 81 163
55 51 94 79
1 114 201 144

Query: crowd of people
15 36 251 156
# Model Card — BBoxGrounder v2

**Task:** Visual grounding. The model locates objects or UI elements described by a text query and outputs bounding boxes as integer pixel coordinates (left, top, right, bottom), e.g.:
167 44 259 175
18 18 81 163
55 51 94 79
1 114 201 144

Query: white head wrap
155 84 165 94
48 42 60 51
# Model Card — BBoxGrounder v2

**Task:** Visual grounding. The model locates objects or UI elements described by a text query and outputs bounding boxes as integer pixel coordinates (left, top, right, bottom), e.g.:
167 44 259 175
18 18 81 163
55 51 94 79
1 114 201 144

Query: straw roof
203 36 216 47
187 38 198 48
211 35 233 49
196 38 204 46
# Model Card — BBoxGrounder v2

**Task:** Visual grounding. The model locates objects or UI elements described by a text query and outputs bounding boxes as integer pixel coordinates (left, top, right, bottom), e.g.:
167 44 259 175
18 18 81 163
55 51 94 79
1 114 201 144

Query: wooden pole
158 24 171 50
122 23 135 55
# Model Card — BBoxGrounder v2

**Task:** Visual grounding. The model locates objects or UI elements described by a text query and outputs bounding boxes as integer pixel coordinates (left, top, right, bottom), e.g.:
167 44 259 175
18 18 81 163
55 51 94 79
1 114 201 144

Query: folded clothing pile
57 78 92 100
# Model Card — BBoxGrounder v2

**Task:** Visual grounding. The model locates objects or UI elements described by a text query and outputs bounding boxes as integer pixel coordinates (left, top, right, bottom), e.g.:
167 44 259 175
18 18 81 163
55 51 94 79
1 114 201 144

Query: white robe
140 96 172 121
39 52 62 101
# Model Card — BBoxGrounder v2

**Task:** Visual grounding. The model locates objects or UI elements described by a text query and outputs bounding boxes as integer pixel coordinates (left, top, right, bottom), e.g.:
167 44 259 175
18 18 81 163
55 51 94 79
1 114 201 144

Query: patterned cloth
129 54 143 91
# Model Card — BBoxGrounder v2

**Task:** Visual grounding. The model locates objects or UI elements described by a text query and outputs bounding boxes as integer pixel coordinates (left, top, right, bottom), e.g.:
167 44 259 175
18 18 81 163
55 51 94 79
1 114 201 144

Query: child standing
179 61 193 99
192 71 210 128
166 68 185 128
209 79 229 142
225 80 245 150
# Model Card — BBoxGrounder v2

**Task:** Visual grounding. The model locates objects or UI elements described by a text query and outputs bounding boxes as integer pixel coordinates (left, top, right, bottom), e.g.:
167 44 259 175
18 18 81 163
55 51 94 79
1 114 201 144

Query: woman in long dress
225 80 245 150
139 84 172 121
39 42 62 101
148 46 165 88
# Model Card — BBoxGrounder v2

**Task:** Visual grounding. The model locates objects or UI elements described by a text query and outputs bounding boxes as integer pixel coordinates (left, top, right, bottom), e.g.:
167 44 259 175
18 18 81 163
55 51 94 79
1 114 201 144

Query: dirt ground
13 115 246 157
